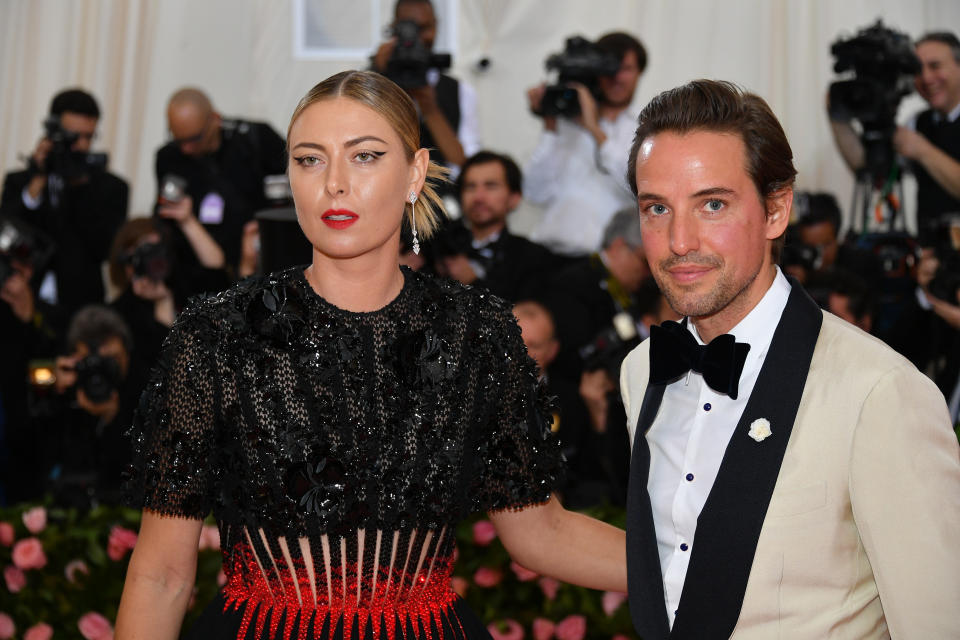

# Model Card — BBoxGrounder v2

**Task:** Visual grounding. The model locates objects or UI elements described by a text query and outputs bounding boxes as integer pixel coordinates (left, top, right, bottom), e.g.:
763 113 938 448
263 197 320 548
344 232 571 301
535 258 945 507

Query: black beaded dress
127 266 564 640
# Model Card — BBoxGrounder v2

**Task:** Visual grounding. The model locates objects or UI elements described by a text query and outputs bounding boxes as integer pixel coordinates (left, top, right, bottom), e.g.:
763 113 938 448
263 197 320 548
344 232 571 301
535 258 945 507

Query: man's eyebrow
692 187 736 198
635 191 665 201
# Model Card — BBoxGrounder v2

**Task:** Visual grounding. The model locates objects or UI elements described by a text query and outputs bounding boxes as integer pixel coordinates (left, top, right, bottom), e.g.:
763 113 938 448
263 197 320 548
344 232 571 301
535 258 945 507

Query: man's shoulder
813 311 922 386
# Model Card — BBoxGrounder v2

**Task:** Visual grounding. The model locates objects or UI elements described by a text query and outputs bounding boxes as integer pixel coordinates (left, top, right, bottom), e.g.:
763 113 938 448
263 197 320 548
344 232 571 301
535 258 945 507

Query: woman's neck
304 250 405 313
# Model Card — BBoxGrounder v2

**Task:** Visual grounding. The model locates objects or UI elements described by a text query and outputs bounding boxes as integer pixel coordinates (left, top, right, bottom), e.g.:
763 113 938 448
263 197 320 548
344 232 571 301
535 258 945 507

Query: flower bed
0 504 637 639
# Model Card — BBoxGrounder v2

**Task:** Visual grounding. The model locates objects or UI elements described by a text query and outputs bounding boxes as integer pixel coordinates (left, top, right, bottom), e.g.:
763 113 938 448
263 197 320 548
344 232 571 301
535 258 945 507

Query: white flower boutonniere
748 418 772 442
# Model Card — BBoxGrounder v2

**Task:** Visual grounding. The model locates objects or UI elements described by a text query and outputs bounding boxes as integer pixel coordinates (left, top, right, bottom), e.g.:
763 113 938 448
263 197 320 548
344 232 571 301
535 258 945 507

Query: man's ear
507 191 522 212
765 187 792 240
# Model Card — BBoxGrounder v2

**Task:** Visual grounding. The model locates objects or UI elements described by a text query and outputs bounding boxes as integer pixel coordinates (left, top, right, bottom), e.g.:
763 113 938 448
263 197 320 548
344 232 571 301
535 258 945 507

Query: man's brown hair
627 80 797 260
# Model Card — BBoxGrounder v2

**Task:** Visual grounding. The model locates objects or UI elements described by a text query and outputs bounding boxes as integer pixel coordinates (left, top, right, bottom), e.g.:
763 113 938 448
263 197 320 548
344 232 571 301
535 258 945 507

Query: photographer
0 88 129 319
830 31 960 243
371 0 479 173
525 32 646 256
432 150 557 300
44 306 139 508
155 87 285 296
108 218 176 384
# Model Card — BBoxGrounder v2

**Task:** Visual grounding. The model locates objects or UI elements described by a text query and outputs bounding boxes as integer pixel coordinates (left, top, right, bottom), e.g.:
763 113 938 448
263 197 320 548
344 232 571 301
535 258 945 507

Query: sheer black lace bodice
127 267 563 640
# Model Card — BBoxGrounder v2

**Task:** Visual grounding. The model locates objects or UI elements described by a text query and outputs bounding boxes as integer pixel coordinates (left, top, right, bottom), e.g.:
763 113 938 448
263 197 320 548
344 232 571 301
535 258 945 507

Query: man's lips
321 209 358 229
665 264 714 283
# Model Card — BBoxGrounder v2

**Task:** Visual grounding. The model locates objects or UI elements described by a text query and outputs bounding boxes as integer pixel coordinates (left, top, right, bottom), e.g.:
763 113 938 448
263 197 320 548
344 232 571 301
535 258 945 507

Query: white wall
2 0 959 232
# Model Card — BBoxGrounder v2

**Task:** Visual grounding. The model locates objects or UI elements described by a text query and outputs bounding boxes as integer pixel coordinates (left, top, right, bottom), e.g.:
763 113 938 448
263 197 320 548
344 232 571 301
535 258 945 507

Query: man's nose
669 212 699 256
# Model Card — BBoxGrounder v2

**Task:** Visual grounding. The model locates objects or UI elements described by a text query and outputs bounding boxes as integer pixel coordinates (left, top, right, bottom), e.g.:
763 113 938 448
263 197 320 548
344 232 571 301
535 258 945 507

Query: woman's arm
115 511 203 639
489 495 627 593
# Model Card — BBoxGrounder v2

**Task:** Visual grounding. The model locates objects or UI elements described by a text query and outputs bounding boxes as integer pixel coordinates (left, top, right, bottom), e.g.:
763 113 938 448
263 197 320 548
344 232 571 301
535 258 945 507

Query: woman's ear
409 148 430 195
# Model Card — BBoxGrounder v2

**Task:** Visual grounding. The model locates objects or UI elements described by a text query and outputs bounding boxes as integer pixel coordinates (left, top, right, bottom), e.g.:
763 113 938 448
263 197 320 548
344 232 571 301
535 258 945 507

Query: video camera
33 116 108 182
536 36 621 118
383 19 451 89
828 20 920 182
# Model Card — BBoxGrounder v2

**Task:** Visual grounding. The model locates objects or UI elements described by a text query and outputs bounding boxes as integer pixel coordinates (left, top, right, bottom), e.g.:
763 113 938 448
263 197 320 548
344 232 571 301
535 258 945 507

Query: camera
383 19 451 89
34 117 108 182
74 354 122 405
0 215 55 286
579 310 641 377
160 173 187 203
828 20 920 181
125 241 171 283
536 36 621 118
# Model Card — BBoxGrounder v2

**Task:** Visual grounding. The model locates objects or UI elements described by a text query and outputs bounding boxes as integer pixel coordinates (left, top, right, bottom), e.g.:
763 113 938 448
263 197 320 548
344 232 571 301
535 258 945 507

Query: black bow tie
648 320 751 399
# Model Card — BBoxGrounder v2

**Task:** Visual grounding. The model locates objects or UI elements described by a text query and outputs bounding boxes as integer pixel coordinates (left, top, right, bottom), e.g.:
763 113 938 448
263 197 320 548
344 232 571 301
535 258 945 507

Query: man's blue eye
706 200 724 211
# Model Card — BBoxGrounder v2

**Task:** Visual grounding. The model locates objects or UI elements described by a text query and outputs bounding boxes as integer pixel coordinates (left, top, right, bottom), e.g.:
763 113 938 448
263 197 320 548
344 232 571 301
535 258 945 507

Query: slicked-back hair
627 80 796 201
457 150 523 196
917 31 960 63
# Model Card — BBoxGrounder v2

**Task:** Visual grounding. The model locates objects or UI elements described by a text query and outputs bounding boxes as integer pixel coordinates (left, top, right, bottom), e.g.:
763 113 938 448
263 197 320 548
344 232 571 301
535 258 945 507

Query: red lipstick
321 209 358 229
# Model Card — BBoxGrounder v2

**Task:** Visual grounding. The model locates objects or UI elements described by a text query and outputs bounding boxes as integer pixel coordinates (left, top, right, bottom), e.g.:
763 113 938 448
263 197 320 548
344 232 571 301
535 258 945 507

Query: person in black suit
154 87 285 296
433 150 558 301
1 88 129 320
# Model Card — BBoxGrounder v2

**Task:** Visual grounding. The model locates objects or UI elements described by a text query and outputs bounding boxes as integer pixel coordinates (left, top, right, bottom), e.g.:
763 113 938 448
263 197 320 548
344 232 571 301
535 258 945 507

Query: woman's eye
294 155 320 167
355 150 384 163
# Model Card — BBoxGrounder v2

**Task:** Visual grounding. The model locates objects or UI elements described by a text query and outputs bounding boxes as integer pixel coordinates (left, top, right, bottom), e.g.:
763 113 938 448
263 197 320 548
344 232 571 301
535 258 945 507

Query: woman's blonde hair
287 70 449 239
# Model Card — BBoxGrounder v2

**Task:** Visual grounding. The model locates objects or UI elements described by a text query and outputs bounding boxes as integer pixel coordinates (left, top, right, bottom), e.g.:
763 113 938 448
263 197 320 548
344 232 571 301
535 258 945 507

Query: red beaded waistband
221 541 462 640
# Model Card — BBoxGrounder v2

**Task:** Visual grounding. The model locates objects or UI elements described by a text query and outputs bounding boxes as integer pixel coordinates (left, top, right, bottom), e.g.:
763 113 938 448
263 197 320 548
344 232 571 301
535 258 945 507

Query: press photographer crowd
1 5 959 516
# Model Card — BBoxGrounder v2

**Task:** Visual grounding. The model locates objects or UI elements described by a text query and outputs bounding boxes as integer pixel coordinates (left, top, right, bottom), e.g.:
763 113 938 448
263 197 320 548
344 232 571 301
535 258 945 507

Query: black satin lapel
671 282 823 640
627 383 671 640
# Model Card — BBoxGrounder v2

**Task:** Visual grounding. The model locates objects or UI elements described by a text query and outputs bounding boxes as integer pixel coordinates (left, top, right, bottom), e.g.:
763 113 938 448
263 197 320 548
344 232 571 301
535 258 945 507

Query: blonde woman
116 71 626 640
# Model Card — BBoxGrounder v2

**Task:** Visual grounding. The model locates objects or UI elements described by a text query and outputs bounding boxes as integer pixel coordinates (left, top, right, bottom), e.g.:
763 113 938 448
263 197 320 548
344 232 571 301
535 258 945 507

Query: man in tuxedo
620 80 960 638
433 150 556 301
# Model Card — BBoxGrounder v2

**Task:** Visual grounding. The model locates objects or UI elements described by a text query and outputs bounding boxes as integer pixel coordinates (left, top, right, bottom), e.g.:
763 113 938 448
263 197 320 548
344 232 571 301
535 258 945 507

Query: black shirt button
685 473 694 482
680 543 689 551
703 403 712 411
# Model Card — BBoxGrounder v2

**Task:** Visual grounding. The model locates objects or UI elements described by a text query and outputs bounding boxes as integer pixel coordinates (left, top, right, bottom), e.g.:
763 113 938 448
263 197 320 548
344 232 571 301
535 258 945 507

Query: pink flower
107 526 138 562
198 525 220 551
78 612 113 640
24 622 54 640
21 507 46 534
0 612 14 639
0 523 14 547
65 559 91 583
602 590 628 617
12 538 47 570
538 576 560 600
451 576 469 597
510 560 538 582
555 615 586 640
473 567 503 588
487 619 524 640
3 566 26 593
472 520 497 546
532 618 555 640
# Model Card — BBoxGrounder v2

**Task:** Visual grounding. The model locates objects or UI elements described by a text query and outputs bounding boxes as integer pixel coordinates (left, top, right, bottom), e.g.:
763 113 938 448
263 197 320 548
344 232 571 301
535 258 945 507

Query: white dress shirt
523 110 636 256
646 269 791 627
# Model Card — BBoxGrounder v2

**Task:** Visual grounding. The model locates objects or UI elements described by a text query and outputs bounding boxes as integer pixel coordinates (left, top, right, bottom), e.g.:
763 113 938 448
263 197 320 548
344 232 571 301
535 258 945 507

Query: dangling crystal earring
409 191 420 255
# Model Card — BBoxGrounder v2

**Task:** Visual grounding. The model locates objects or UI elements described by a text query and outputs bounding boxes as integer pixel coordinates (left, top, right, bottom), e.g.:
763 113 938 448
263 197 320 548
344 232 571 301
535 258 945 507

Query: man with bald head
154 88 286 293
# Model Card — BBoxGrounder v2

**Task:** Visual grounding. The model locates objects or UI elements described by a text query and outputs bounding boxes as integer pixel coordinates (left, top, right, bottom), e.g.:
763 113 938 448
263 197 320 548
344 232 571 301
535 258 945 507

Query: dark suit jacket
1 168 128 317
